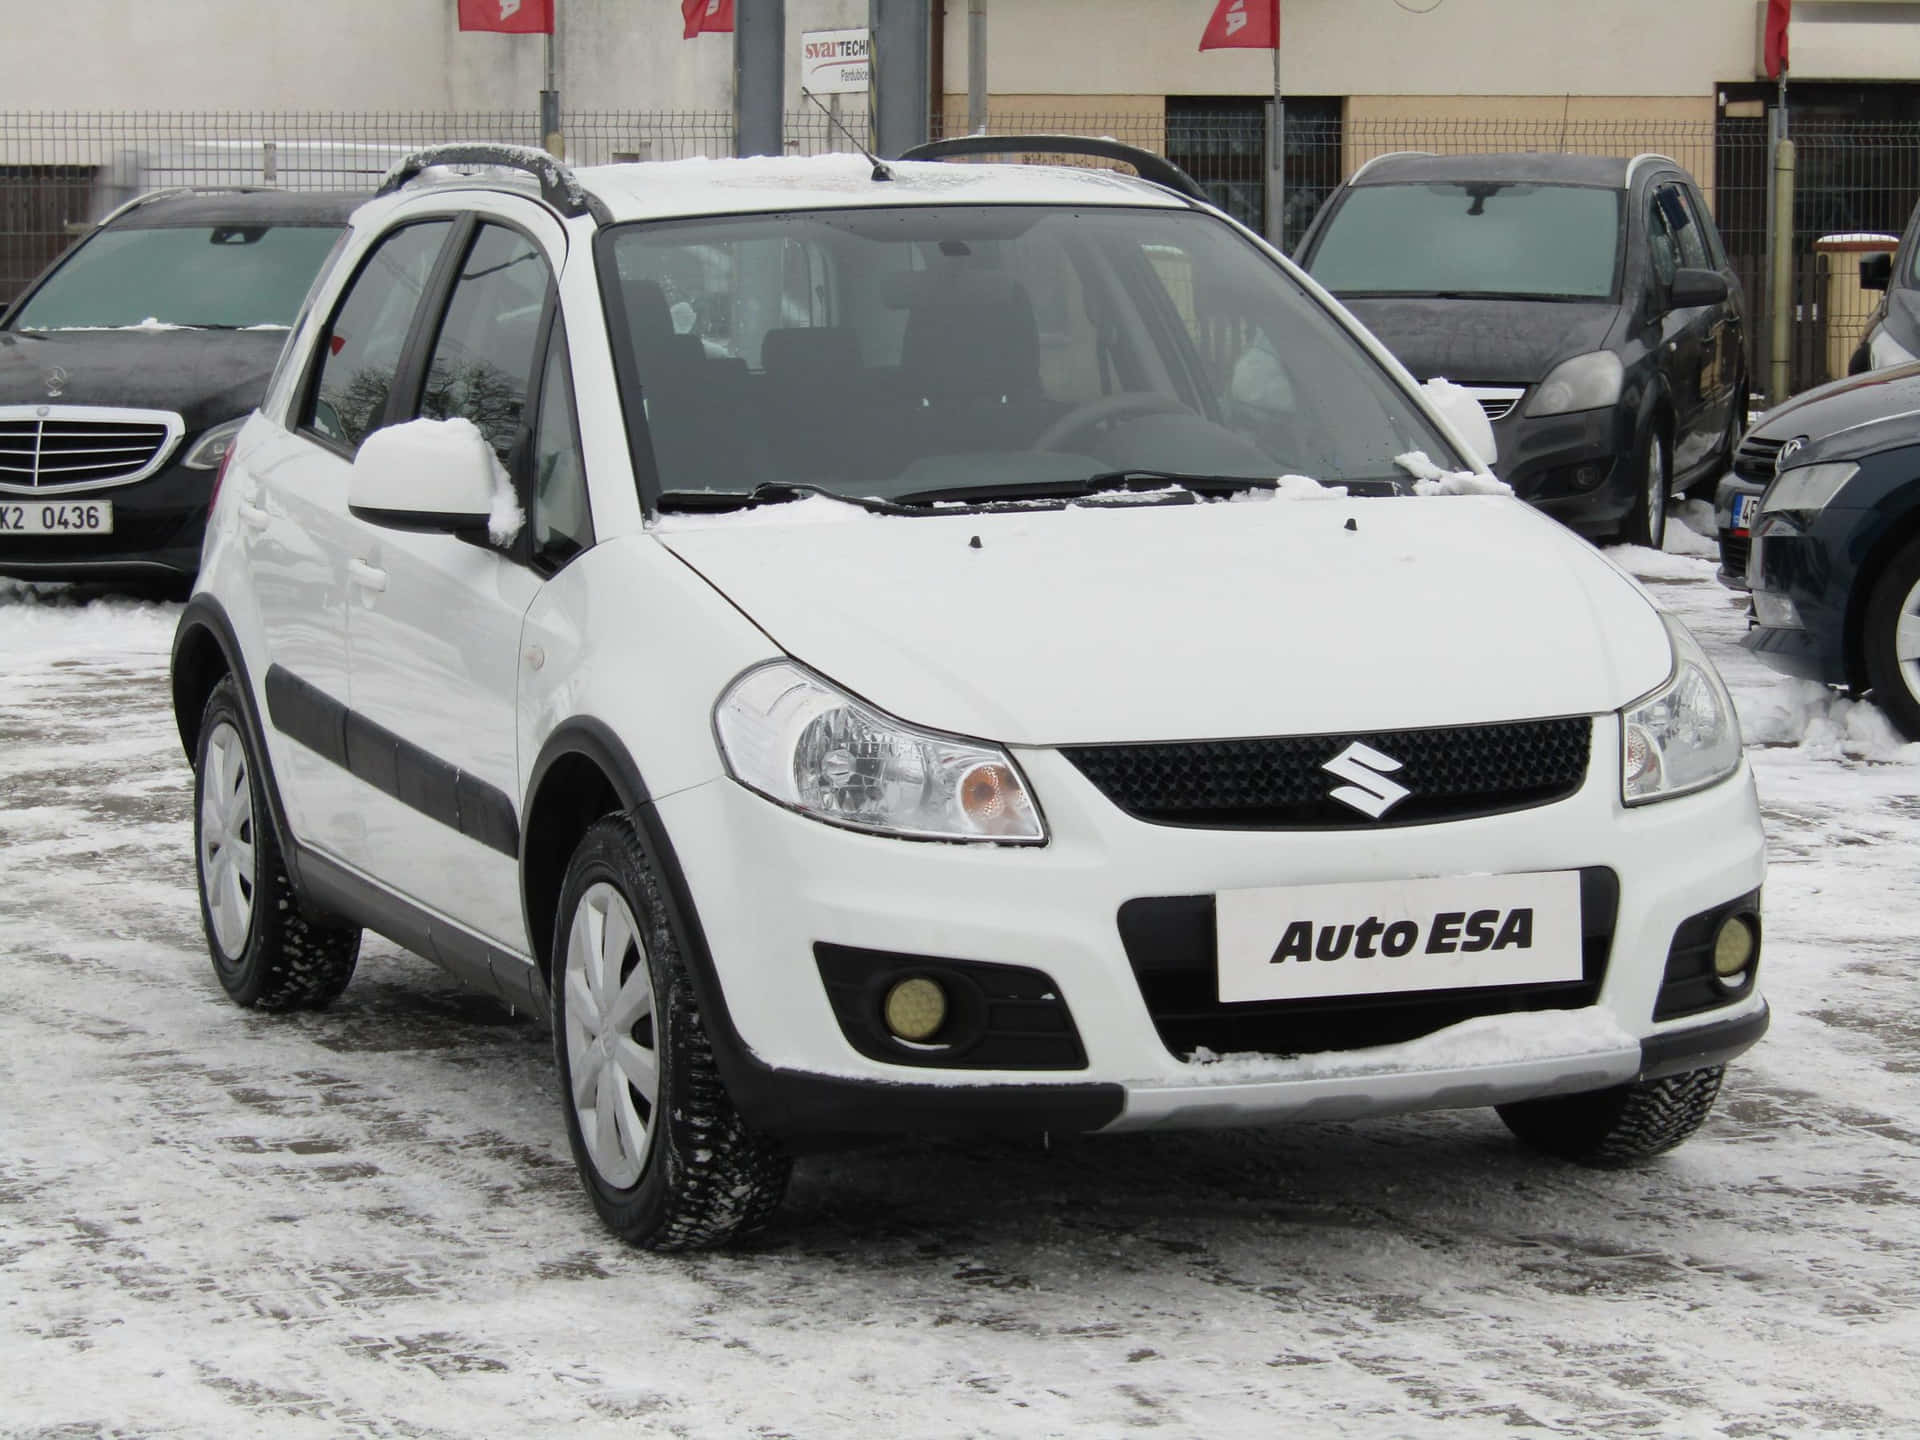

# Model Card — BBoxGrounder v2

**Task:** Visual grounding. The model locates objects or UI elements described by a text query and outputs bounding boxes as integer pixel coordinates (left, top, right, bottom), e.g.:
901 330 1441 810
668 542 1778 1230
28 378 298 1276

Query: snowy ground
5 507 1920 1438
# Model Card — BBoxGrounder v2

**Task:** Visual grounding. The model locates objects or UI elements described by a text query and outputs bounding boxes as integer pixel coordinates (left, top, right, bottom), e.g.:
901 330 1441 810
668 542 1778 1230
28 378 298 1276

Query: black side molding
899 135 1210 204
264 662 520 858
1639 1001 1770 1081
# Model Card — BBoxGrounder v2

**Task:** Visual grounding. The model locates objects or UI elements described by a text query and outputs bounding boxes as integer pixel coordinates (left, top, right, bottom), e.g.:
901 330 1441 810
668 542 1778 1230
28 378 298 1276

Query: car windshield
1307 182 1623 301
601 204 1460 507
10 223 346 331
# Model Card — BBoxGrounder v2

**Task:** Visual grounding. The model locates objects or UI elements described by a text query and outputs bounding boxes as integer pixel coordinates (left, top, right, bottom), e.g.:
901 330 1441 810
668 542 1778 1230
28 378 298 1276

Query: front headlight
1621 614 1742 805
181 416 247 470
714 661 1046 843
1523 351 1624 417
1761 461 1857 516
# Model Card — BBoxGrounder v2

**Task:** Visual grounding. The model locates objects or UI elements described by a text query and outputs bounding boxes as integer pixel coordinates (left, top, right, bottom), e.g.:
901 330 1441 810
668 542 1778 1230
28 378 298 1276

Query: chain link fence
5 108 1916 394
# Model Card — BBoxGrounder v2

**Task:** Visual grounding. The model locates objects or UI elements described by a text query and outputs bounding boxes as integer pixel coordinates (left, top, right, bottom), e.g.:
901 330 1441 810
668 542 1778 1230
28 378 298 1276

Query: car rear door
240 217 456 859
337 201 564 954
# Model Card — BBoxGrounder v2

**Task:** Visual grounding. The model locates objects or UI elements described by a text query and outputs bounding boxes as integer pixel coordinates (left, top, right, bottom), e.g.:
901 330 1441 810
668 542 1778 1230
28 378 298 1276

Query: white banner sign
800 28 870 96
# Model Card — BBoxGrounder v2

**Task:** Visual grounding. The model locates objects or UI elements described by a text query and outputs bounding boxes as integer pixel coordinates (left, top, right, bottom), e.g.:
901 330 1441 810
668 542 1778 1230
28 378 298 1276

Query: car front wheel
194 676 360 1009
552 813 791 1250
1620 428 1670 550
1496 1064 1724 1165
1862 535 1920 740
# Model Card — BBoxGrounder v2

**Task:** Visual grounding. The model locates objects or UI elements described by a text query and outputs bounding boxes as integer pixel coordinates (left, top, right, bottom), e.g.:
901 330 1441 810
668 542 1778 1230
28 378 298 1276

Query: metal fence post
1771 138 1797 407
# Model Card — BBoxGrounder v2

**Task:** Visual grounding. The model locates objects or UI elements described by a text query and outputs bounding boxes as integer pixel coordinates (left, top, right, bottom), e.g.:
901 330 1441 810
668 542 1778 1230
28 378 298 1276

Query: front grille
1719 531 1750 579
1464 385 1525 422
1117 867 1618 1059
1732 434 1787 484
0 406 183 493
1064 716 1593 830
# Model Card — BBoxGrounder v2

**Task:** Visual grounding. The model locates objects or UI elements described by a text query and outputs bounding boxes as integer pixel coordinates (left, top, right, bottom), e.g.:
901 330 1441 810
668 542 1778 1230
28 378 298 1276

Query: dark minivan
1296 152 1746 549
0 188 358 589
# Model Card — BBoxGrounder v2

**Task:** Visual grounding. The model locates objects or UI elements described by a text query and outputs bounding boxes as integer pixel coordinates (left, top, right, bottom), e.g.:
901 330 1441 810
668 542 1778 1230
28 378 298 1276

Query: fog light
1752 589 1802 630
1713 914 1757 980
883 976 948 1042
1569 462 1607 492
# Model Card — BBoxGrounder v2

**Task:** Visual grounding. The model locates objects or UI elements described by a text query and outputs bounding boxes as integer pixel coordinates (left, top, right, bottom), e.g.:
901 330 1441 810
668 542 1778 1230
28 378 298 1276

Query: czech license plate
1215 871 1583 1004
1730 493 1758 533
0 499 113 535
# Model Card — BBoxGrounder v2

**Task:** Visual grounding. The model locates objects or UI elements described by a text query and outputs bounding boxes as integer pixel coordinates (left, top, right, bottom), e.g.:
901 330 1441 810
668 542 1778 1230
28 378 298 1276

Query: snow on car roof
1350 152 1633 189
572 152 1190 223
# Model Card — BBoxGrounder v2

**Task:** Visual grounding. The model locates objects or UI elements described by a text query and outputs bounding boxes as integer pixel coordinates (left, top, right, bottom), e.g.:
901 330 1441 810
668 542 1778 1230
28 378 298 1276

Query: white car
171 142 1768 1250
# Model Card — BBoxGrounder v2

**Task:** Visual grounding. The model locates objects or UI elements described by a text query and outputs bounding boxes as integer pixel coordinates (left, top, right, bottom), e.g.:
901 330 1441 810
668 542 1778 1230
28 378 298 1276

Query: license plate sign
1730 493 1758 533
0 499 113 535
1216 871 1583 1004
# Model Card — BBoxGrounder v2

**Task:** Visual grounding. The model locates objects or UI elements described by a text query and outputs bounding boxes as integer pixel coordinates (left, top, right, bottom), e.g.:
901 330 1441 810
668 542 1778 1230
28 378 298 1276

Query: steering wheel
1032 391 1193 453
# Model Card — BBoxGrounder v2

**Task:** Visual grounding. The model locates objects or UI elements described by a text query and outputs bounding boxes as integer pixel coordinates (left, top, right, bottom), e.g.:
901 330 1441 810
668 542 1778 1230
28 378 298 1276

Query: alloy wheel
199 720 256 958
1893 575 1920 707
563 881 661 1189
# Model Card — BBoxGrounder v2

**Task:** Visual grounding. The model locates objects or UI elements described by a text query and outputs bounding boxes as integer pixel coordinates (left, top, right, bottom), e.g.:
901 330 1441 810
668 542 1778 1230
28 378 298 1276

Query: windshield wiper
654 482 910 515
893 470 1277 507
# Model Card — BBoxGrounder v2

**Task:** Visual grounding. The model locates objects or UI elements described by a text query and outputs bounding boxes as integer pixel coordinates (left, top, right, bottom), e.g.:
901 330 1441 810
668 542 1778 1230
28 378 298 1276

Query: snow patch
1181 1008 1639 1084
1272 473 1348 500
1739 676 1920 762
1421 376 1498 466
1394 449 1513 497
647 492 882 532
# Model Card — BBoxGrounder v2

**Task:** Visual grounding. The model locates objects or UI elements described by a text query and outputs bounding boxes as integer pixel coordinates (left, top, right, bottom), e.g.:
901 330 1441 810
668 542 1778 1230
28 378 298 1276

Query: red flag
1199 0 1277 51
682 0 734 38
457 0 553 35
1763 0 1790 79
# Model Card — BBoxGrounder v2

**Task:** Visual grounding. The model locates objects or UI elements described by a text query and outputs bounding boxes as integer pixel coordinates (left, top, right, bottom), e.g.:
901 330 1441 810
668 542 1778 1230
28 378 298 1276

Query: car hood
657 496 1671 745
0 327 290 433
1750 361 1920 464
1334 297 1619 387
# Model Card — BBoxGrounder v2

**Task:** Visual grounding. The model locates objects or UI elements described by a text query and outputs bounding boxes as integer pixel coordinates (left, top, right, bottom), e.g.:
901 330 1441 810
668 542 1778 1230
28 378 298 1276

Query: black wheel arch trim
1638 1000 1768 1081
521 718 1126 1148
171 595 313 906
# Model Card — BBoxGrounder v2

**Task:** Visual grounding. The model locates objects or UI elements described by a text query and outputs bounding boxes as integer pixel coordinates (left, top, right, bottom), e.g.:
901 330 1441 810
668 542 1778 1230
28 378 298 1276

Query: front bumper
1714 473 1764 591
1743 509 1853 687
0 458 213 582
656 721 1767 1145
1491 406 1632 536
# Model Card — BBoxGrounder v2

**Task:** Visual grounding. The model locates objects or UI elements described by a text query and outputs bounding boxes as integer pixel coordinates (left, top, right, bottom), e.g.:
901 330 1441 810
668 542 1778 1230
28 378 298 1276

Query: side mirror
1860 252 1893 291
1667 268 1729 309
348 418 514 544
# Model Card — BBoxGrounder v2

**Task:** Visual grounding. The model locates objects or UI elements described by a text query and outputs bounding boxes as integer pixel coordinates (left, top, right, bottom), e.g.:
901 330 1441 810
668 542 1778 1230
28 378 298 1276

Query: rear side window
306 221 451 452
417 224 553 460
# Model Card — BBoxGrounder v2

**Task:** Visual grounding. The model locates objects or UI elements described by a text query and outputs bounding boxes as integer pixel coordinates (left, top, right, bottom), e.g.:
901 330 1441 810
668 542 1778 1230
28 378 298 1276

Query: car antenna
801 86 893 182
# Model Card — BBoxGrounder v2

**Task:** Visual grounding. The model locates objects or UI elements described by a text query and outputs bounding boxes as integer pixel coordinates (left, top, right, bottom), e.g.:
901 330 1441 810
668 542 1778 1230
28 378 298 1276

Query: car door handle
237 500 270 530
347 558 388 593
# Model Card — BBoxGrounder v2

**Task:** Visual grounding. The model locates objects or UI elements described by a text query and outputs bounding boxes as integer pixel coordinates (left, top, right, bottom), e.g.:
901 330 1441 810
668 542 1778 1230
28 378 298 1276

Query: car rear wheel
551 813 791 1250
194 677 360 1009
1496 1064 1724 1165
1861 536 1920 741
1619 429 1670 549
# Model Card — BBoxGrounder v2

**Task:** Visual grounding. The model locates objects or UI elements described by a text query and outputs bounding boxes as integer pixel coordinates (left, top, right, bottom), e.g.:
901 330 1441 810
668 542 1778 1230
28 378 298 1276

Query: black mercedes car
0 188 359 588
1742 361 1920 739
1296 152 1746 549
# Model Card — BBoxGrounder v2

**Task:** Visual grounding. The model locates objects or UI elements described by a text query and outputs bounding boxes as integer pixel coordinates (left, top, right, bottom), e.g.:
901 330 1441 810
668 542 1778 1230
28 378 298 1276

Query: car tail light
209 443 236 512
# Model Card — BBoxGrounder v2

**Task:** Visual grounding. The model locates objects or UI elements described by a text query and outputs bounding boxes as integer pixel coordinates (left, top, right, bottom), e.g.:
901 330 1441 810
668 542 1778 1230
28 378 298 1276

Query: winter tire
1861 536 1920 742
194 676 360 1009
1496 1063 1724 1166
551 812 791 1250
1620 427 1670 550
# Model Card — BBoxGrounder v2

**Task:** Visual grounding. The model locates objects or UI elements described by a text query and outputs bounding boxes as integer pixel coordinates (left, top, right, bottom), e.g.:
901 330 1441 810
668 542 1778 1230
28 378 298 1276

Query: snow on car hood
657 495 1671 745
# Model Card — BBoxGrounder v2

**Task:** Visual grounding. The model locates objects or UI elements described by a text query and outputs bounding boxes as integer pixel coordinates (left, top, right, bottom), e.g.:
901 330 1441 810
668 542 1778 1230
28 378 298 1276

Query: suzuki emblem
44 366 68 399
1322 742 1411 819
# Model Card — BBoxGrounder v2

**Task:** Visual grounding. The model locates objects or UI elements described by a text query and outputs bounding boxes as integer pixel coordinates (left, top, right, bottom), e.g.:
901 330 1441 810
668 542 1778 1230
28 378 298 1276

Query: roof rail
376 144 610 223
1347 150 1437 184
1625 153 1682 190
898 135 1209 205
